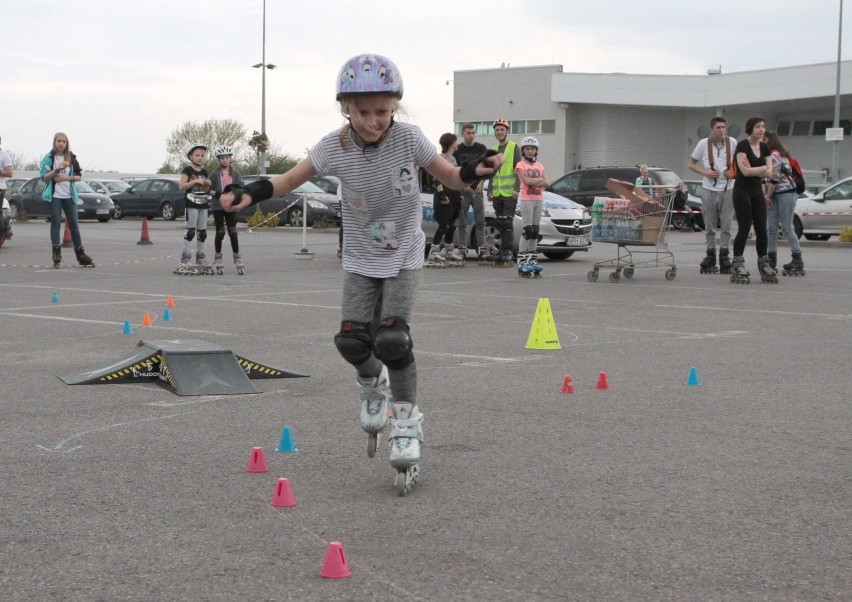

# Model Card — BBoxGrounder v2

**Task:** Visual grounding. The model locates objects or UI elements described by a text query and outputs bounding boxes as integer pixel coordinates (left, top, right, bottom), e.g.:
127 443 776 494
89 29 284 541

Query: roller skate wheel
587 269 599 282
623 267 634 278
216 266 223 275
237 267 244 275
665 268 676 281
395 471 407 496
367 434 378 458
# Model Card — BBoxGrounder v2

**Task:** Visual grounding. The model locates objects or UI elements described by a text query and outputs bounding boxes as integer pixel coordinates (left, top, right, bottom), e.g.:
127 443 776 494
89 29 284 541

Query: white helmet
186 143 207 157
520 136 539 149
214 145 233 158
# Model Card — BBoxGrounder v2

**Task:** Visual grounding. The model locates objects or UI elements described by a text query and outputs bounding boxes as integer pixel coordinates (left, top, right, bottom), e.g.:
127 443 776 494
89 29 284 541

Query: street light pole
831 0 844 182
253 0 276 175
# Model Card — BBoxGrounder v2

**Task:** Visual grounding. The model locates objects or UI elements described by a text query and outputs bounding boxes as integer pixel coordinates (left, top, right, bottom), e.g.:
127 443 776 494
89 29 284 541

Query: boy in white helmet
515 136 549 277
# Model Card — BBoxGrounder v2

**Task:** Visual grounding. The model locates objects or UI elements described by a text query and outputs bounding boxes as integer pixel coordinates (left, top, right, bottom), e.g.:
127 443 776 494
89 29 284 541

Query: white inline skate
357 366 391 458
213 252 224 275
388 401 424 496
233 252 245 275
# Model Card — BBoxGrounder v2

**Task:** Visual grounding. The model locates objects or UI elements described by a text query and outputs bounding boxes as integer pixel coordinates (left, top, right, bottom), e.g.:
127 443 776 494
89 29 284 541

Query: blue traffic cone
51 291 60 303
162 308 172 321
686 366 701 387
122 320 133 335
276 425 297 453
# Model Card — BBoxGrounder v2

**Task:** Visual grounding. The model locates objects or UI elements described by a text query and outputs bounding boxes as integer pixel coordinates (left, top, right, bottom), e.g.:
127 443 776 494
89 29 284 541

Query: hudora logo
131 360 159 378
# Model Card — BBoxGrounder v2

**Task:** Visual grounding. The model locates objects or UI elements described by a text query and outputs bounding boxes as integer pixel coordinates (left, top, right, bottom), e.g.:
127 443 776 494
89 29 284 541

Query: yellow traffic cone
525 298 561 350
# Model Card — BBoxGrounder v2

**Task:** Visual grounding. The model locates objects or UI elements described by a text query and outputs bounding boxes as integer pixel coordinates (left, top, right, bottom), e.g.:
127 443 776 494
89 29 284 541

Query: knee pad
373 316 414 370
215 226 226 238
184 228 196 242
227 226 238 238
334 321 373 365
496 215 513 232
197 229 207 242
522 225 538 240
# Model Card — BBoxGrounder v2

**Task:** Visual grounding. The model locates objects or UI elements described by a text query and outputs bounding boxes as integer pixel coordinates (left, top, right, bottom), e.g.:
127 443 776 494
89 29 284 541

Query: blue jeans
766 190 800 254
48 197 82 248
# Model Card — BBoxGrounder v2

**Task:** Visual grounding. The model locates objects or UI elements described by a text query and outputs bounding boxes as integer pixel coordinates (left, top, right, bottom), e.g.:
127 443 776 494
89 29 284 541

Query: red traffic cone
320 542 351 579
596 371 610 390
137 217 153 245
247 447 269 473
165 295 176 308
61 222 73 247
270 478 296 508
141 312 153 327
560 375 575 394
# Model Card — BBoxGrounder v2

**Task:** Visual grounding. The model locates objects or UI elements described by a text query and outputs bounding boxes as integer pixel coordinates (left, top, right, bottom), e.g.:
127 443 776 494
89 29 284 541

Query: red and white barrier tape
799 211 852 216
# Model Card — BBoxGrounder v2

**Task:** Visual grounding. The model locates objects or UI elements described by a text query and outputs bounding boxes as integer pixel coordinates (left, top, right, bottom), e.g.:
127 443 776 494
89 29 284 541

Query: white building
453 62 852 183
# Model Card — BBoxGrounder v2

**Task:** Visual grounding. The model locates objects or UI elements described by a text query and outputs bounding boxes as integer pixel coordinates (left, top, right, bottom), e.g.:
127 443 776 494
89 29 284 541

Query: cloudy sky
4 0 850 173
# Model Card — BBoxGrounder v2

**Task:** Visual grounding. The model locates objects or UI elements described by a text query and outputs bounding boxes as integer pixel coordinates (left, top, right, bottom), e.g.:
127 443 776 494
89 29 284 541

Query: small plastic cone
51 291 60 303
276 426 297 453
165 295 176 308
122 320 133 335
560 375 575 394
320 542 351 579
247 447 269 473
270 478 297 508
61 223 73 247
137 218 153 245
141 312 153 327
686 367 701 387
596 371 609 390
162 308 172 321
525 298 561 350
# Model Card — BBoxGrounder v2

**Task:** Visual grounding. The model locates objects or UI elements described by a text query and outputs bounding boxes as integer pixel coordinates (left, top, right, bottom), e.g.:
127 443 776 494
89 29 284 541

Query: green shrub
840 225 852 242
311 216 335 230
246 208 279 228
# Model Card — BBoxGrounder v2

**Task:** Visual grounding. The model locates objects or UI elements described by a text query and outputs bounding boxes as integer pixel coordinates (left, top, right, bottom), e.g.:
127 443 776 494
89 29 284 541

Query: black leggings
732 184 767 257
212 210 239 254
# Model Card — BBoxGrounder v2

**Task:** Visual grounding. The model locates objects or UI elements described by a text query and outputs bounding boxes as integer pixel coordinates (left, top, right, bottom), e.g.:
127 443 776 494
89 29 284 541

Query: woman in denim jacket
39 132 93 267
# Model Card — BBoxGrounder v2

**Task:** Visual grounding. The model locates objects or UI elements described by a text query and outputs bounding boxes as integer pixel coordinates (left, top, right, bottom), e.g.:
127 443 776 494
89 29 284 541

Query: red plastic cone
165 295 176 308
137 217 153 245
320 542 351 579
560 375 575 394
247 447 269 473
270 478 297 507
61 222 73 247
596 371 610 390
141 312 153 327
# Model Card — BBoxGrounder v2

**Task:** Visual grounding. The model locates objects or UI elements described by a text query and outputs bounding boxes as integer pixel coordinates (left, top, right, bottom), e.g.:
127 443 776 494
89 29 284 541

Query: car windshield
293 181 326 194
543 195 584 210
76 182 95 193
104 181 130 193
651 170 682 187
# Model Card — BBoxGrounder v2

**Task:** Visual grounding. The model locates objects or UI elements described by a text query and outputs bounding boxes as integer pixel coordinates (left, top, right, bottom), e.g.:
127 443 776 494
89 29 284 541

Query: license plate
96 209 110 215
565 235 588 246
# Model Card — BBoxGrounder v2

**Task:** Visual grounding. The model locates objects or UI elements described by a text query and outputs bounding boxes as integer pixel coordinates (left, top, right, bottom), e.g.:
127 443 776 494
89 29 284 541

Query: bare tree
162 118 249 172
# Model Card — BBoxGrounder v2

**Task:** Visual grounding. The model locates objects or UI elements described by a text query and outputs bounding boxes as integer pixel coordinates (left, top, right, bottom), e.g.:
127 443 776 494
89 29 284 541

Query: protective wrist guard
223 179 274 206
459 149 500 185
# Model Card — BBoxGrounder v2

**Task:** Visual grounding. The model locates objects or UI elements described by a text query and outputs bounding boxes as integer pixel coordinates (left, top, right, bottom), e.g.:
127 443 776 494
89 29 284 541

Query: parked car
5 178 27 194
421 181 592 260
7 177 115 222
237 176 340 227
309 175 341 196
85 179 131 195
109 177 185 220
790 176 852 240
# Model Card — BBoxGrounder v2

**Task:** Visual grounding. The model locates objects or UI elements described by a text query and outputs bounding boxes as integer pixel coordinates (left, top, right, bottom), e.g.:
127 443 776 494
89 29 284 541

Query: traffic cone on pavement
137 218 153 245
165 295 176 308
560 375 575 394
320 542 351 579
270 478 297 508
141 312 153 327
61 223 73 248
246 447 269 473
686 367 701 387
596 371 610 390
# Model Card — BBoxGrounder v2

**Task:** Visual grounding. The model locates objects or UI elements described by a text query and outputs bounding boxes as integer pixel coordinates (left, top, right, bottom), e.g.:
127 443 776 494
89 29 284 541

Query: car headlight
307 200 328 209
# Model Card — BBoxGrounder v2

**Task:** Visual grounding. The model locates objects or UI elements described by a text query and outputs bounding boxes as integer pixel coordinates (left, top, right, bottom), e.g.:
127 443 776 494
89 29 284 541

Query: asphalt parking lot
1 218 850 601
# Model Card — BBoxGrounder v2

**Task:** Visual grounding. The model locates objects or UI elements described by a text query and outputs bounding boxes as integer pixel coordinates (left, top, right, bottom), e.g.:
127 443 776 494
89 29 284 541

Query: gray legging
341 269 421 405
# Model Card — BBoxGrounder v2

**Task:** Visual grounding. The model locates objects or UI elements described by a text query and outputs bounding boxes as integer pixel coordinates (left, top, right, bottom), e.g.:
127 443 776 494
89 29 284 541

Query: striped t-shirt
309 122 436 278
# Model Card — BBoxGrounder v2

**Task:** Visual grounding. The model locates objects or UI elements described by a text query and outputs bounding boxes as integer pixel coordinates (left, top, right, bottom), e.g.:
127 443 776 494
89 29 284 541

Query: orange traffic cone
320 542 351 579
596 371 610 390
560 375 575 394
165 295 176 308
61 222 73 248
137 217 153 245
246 447 269 473
141 312 153 327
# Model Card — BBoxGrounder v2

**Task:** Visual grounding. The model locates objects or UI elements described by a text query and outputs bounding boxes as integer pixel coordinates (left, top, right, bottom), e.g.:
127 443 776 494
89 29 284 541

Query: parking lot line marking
0 311 237 336
418 350 547 363
655 304 850 319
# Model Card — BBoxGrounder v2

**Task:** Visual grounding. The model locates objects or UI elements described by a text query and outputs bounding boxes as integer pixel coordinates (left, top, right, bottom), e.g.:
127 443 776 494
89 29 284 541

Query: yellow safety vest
490 141 517 198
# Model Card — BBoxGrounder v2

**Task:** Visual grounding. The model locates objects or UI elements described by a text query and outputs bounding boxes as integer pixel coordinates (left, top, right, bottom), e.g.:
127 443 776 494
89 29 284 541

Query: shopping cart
586 179 677 283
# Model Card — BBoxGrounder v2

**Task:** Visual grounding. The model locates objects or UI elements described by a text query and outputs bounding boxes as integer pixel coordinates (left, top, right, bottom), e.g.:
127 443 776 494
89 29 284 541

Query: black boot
782 252 805 276
767 251 777 270
699 249 717 274
52 245 62 268
75 246 93 266
718 248 732 274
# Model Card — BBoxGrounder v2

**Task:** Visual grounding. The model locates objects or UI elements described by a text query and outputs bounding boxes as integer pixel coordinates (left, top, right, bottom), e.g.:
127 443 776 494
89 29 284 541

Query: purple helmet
335 54 403 100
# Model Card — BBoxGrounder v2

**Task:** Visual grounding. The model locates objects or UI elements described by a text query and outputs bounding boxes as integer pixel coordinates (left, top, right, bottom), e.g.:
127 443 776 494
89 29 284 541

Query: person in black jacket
209 146 245 274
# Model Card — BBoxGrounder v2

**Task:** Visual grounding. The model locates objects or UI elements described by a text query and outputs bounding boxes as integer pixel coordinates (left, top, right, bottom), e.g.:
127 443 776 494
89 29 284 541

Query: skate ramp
59 339 307 396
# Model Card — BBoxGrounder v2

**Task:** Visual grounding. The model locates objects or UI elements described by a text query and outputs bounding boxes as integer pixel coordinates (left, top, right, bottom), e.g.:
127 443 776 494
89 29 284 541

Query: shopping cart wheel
587 269 599 282
623 267 634 278
665 268 676 281
609 271 620 283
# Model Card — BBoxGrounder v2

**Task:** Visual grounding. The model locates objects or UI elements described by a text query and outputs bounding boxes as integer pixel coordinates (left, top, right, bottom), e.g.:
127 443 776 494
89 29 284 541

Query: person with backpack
688 116 737 274
763 131 805 276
